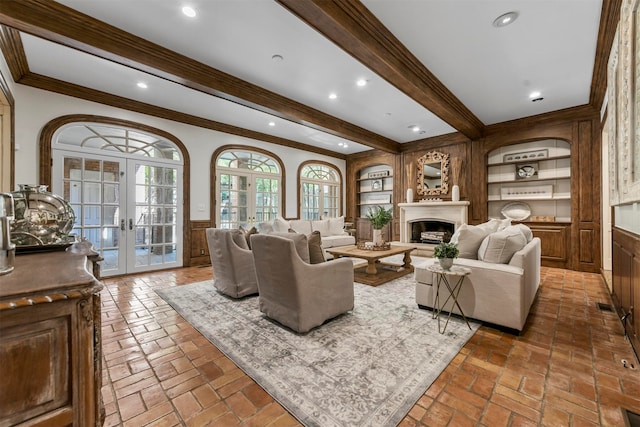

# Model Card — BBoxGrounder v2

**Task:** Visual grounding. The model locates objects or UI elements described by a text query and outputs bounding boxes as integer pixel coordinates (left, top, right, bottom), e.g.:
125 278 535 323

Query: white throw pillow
290 219 313 235
477 228 527 264
450 224 494 259
312 219 331 236
328 216 345 235
256 221 274 233
273 216 291 233
511 224 533 243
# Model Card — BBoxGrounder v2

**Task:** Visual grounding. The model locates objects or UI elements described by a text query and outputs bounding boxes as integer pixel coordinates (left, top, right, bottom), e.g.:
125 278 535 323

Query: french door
53 151 182 276
217 170 279 228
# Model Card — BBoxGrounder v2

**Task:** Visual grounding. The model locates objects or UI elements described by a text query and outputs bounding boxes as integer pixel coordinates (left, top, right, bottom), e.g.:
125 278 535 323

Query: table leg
438 275 472 333
365 259 377 275
402 250 412 268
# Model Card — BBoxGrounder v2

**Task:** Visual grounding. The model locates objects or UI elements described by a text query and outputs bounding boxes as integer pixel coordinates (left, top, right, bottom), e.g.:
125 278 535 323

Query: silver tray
500 201 531 221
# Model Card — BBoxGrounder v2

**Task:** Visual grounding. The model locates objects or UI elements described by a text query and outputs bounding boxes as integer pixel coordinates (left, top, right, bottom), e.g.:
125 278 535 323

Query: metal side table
427 264 472 334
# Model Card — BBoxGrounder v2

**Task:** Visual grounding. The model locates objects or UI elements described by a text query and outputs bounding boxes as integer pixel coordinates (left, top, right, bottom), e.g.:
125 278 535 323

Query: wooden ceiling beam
0 0 400 153
277 0 485 140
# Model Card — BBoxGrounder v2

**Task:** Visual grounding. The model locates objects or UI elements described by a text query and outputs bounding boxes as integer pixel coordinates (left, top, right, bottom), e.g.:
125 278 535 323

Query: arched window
299 162 341 220
215 149 282 228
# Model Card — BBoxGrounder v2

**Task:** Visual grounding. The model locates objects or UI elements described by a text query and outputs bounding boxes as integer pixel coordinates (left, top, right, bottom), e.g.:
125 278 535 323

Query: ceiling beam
0 0 400 153
277 0 485 140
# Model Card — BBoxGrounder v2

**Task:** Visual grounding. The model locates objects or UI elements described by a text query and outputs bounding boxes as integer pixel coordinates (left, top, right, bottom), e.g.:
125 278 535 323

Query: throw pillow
290 219 313 235
229 229 249 249
450 223 494 259
256 221 274 233
273 216 291 233
510 224 533 243
307 230 325 264
267 232 311 263
311 219 330 236
238 225 258 249
328 216 345 235
477 228 527 264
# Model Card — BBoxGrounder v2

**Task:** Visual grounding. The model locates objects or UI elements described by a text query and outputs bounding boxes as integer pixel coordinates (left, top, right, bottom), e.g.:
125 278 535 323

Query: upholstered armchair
205 228 258 298
250 233 355 333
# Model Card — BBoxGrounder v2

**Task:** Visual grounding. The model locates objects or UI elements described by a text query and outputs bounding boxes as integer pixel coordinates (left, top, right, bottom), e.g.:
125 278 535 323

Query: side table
427 264 472 333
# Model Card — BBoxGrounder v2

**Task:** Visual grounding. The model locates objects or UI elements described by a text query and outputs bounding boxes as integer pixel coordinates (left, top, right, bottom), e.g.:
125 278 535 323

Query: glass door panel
219 172 249 229
255 176 279 222
301 182 320 220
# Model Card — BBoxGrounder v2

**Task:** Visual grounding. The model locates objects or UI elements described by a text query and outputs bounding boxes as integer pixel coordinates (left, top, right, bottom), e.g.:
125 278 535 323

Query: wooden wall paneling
189 220 212 266
470 139 487 223
612 227 640 360
529 223 571 269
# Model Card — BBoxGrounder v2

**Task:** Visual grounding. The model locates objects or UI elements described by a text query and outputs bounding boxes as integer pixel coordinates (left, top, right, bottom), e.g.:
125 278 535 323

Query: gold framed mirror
416 151 450 196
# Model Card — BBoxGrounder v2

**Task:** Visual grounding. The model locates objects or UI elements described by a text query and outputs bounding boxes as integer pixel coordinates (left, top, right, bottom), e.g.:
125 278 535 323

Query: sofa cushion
307 231 326 264
256 221 274 233
450 223 494 259
328 216 345 235
321 234 356 248
238 225 258 249
478 228 527 264
290 219 313 235
311 219 331 236
273 217 291 233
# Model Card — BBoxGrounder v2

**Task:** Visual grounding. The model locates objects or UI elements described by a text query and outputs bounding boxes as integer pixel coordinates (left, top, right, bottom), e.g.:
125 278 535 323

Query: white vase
372 229 384 246
406 188 414 203
452 184 460 202
438 257 454 270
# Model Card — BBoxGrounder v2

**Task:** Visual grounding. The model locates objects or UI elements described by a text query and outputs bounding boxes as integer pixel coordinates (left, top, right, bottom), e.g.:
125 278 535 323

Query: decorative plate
500 202 531 221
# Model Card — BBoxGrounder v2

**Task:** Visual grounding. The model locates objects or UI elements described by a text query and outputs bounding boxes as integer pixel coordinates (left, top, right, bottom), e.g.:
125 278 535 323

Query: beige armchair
250 233 355 333
206 228 258 298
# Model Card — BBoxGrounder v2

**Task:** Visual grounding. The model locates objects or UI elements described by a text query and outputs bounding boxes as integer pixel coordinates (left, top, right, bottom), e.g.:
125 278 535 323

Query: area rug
157 275 479 427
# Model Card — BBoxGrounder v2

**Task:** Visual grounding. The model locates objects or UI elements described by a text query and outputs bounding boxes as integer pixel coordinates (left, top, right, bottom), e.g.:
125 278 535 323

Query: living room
1 0 639 426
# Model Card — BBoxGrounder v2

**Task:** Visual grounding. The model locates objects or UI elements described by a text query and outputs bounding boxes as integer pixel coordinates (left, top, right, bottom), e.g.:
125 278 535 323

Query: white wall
10 84 346 221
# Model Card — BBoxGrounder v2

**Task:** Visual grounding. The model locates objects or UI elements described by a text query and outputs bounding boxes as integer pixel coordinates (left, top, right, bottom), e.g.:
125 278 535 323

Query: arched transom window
300 163 341 220
56 123 182 160
216 150 281 228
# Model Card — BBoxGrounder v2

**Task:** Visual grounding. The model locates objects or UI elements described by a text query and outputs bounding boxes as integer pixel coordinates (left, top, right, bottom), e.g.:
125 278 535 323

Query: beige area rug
157 275 479 427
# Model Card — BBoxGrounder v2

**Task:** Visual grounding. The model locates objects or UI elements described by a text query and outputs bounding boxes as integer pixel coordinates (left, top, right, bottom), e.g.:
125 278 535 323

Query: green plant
365 205 393 230
433 242 459 259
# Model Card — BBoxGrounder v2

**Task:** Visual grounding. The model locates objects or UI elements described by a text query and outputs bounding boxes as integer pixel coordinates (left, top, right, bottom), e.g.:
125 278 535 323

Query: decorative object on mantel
417 151 450 196
365 205 393 246
451 157 462 202
433 241 459 270
0 192 15 275
405 162 414 202
10 184 76 250
419 198 442 202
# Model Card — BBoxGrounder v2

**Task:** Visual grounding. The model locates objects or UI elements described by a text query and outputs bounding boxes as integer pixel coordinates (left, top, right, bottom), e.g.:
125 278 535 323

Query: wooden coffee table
326 244 416 286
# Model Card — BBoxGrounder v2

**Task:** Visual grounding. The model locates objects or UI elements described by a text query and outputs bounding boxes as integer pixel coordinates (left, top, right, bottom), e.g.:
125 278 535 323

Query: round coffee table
427 264 472 334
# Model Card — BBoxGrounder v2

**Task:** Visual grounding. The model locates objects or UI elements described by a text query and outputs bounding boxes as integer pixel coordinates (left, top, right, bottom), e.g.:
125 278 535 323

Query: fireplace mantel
398 201 470 244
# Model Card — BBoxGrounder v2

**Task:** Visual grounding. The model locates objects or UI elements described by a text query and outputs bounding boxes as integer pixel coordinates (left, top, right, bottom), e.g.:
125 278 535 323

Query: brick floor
100 266 640 426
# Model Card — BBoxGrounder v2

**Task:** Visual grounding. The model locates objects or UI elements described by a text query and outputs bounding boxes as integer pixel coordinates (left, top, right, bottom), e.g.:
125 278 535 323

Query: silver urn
10 184 76 247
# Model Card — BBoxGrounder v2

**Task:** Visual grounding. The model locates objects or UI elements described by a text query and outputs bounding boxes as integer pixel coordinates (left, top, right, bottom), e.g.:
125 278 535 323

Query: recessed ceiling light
356 79 367 87
137 82 148 89
529 91 541 98
411 126 420 132
493 11 518 27
268 121 275 127
182 6 196 18
329 93 337 100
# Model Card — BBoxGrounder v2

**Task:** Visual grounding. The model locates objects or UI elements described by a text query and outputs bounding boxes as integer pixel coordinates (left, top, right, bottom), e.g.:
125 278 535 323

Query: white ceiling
14 0 602 155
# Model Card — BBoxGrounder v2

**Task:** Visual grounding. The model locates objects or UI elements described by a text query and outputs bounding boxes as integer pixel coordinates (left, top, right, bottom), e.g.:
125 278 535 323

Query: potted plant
433 241 459 270
365 206 393 246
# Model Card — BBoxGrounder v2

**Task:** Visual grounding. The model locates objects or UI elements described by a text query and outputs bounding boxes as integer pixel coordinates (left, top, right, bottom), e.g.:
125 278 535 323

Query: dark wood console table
0 251 104 426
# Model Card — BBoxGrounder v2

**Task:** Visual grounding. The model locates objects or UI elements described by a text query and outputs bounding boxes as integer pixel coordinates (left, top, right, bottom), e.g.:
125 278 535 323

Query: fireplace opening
410 220 455 244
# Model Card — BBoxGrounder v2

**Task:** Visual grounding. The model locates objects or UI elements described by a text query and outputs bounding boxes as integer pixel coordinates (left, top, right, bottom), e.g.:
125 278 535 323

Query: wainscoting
612 227 640 359
189 220 213 266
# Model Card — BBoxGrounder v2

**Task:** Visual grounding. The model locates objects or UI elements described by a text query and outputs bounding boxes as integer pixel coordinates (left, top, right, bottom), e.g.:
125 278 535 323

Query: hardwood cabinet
0 251 103 426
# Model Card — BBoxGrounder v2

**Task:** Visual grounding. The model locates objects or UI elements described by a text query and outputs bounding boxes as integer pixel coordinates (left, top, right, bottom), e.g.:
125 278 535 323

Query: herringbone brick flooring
99 266 640 426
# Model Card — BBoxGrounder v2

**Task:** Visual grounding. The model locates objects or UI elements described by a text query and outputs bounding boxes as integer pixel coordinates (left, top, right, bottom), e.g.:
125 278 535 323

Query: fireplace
410 220 455 243
398 201 470 255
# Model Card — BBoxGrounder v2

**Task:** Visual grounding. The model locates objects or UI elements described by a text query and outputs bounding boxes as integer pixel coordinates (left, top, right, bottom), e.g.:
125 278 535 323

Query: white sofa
257 216 355 257
414 225 541 332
